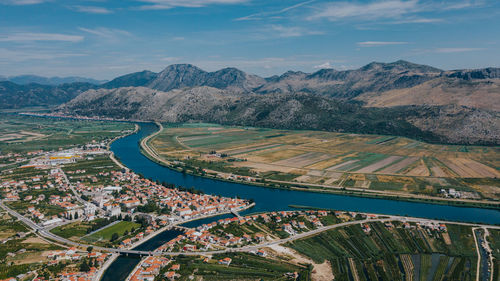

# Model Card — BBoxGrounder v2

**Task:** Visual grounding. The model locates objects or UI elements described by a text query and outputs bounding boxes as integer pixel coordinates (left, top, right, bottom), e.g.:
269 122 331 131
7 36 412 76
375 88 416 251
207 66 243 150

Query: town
0 120 498 281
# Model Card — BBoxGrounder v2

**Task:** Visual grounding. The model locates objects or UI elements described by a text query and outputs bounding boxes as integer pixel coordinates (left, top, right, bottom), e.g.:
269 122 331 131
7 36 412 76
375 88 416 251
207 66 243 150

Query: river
102 122 500 280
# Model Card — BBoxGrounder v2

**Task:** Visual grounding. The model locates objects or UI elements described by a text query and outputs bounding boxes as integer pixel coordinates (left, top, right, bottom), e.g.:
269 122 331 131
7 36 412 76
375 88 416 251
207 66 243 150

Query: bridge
3 200 500 259
231 209 243 219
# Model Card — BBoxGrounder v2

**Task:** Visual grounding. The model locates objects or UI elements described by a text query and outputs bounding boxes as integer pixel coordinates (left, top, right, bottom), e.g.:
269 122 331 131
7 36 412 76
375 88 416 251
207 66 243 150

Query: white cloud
357 41 408 47
0 48 86 62
136 0 248 10
72 5 113 14
434 47 484 53
308 0 418 21
0 32 83 42
161 57 180 62
235 0 315 21
0 0 48 5
271 25 323 38
307 0 482 22
314 62 333 69
79 27 131 40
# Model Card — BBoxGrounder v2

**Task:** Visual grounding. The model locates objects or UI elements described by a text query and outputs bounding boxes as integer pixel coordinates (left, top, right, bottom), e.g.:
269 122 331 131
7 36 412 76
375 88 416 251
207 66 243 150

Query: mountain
5 75 106 85
0 81 96 109
256 60 443 98
101 70 158 89
147 64 265 92
57 86 499 145
356 76 500 111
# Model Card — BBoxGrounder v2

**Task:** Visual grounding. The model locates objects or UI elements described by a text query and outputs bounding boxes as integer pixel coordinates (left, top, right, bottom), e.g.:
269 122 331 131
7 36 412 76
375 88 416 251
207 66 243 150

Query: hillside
58 86 499 144
93 61 499 112
357 77 500 111
0 81 95 109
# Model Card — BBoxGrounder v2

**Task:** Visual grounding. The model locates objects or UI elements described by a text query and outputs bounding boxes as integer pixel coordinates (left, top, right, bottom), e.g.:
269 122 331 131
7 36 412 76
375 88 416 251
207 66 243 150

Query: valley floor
143 122 500 209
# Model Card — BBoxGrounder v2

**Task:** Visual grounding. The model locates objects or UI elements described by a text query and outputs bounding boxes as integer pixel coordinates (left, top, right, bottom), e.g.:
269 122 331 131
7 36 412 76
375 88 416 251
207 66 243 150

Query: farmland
159 253 310 281
286 222 478 281
0 114 134 153
148 123 500 201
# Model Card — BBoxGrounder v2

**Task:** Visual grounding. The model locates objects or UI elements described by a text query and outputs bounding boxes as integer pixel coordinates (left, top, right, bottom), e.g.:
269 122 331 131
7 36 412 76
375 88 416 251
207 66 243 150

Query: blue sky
0 0 499 79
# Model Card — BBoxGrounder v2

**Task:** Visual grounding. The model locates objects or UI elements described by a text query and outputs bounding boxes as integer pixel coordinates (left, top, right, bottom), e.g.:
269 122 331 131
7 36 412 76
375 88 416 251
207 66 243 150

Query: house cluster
77 170 250 224
439 188 480 199
128 256 171 281
118 225 159 248
157 210 335 252
415 221 447 232
46 248 109 266
56 269 97 281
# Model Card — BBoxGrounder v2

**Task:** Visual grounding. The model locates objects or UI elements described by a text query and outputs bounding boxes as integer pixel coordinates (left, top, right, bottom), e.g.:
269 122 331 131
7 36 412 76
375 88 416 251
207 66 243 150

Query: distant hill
58 86 499 145
0 81 96 109
3 60 499 144
101 70 158 89
3 75 106 85
93 61 499 112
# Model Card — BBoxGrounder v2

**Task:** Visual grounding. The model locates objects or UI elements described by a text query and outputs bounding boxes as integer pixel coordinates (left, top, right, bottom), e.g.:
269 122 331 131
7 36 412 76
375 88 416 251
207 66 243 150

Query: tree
80 260 90 272
110 232 119 242
87 246 93 253
74 212 79 219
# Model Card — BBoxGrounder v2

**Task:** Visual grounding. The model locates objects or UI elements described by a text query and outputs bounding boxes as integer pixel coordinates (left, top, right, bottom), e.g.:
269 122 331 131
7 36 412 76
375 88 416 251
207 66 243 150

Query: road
58 166 106 215
2 199 499 258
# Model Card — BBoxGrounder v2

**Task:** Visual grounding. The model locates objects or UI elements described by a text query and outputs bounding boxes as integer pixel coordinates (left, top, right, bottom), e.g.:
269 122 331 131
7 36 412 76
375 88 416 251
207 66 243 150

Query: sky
0 0 499 79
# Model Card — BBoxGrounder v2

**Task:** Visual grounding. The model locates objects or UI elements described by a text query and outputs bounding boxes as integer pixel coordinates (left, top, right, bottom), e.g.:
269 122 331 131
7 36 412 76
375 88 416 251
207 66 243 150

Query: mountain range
2 60 499 144
0 75 106 85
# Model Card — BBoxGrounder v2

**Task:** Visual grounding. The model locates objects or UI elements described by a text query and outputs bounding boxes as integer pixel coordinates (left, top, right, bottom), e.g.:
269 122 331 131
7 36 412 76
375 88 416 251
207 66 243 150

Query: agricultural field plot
0 114 134 153
163 253 309 281
150 123 500 199
287 222 480 281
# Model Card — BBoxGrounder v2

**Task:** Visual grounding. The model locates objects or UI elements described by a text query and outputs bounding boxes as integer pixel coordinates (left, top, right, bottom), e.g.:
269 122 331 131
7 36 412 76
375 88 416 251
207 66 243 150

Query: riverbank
124 202 255 251
139 123 499 210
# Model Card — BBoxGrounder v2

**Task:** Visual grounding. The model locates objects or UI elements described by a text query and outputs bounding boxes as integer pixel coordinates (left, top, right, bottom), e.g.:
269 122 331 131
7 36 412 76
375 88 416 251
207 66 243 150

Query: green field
149 123 500 201
0 114 134 153
83 221 141 242
165 253 310 281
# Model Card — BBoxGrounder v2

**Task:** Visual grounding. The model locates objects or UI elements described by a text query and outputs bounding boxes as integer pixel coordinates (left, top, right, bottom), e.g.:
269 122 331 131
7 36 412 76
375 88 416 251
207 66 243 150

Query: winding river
102 122 500 281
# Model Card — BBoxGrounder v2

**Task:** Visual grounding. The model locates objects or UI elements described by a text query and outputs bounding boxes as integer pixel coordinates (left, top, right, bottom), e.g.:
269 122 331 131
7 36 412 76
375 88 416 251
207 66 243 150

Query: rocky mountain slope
3 60 498 144
58 86 499 144
99 61 499 112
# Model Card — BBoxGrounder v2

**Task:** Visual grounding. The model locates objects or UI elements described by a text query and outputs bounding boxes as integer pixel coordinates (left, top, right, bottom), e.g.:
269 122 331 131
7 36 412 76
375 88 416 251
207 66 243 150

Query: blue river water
102 122 499 281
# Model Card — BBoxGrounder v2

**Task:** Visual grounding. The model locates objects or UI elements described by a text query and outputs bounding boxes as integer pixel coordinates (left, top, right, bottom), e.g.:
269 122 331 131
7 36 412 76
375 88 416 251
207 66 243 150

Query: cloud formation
357 41 408 47
314 62 334 69
137 0 248 10
235 0 315 21
72 5 113 14
0 0 48 5
0 32 83 42
271 25 323 37
308 0 418 21
434 47 484 53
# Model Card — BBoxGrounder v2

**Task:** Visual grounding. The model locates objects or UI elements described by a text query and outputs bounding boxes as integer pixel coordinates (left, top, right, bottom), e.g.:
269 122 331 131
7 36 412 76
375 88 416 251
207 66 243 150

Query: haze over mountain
0 75 106 86
0 81 95 109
